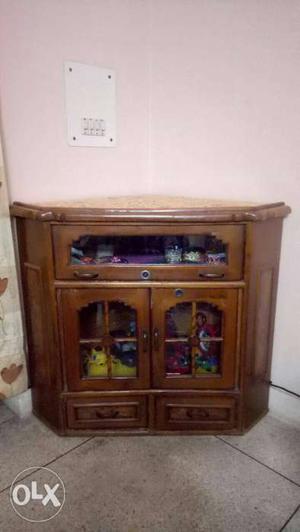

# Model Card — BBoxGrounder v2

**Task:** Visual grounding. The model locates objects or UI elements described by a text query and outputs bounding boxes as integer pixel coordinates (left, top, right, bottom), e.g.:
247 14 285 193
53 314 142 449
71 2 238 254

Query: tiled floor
0 404 299 532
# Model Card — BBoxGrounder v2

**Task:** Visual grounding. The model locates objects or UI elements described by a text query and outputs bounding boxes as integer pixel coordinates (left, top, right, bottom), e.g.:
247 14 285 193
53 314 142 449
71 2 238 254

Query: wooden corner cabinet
11 196 291 435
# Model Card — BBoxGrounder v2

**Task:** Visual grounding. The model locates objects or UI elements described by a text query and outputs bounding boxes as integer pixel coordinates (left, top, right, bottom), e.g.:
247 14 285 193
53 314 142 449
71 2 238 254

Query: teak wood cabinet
11 196 291 435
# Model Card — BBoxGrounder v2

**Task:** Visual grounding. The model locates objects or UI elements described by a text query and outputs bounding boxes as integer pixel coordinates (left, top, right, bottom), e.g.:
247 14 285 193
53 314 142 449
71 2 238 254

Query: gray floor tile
0 403 15 425
0 435 299 531
219 414 300 485
0 414 90 492
283 506 300 531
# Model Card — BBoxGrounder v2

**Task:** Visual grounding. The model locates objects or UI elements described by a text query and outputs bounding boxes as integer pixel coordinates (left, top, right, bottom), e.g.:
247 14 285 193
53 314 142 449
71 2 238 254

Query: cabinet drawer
53 224 244 281
155 395 237 431
66 395 147 429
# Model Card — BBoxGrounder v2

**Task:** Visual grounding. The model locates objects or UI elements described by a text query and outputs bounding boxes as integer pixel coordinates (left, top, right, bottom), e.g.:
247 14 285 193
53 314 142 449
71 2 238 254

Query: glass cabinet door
70 233 227 266
152 288 240 389
60 288 150 391
53 224 244 281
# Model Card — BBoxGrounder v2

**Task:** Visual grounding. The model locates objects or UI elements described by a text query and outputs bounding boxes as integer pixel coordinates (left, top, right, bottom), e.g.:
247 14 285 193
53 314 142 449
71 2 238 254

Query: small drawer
53 224 244 281
155 395 237 431
66 395 147 429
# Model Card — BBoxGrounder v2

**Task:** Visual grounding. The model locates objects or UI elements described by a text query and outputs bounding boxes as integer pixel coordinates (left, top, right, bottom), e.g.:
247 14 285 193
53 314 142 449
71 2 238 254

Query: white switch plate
64 61 116 147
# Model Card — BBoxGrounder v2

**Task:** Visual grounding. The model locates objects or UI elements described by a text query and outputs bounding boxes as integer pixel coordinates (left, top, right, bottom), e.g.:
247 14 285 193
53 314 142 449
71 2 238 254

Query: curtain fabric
0 132 28 400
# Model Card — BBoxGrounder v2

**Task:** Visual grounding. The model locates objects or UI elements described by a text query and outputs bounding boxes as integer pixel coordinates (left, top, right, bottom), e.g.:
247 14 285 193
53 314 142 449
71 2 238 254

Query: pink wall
0 0 151 200
0 0 299 411
150 0 300 202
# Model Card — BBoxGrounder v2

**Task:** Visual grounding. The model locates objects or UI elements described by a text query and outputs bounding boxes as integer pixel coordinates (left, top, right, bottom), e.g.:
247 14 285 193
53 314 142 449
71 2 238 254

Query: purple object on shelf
122 254 166 264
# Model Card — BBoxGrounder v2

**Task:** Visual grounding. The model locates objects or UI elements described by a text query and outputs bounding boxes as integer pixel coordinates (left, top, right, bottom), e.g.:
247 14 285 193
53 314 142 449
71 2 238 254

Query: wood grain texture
151 288 239 390
11 197 290 435
66 395 148 430
242 218 284 431
16 218 63 429
155 394 238 431
10 196 291 222
59 288 150 392
53 223 244 281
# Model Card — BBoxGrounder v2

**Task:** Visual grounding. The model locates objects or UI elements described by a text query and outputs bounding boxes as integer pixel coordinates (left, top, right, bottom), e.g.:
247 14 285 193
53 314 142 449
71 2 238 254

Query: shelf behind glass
71 234 227 266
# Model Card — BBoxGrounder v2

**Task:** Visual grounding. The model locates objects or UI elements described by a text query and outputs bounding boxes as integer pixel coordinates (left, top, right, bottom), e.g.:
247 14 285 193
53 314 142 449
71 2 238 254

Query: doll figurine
195 312 218 355
195 312 219 373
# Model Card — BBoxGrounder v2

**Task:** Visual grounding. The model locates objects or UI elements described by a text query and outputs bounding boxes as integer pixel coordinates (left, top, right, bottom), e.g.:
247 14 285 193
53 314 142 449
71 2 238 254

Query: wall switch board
65 61 116 147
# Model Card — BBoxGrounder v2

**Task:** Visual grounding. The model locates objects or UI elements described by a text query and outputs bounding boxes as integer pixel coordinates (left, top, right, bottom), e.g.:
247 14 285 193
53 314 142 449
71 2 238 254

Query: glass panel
80 303 104 339
79 300 138 380
195 302 222 338
194 303 222 375
71 234 227 266
164 300 223 378
166 303 192 338
111 342 137 377
165 342 192 376
81 344 108 378
109 302 137 338
195 342 221 375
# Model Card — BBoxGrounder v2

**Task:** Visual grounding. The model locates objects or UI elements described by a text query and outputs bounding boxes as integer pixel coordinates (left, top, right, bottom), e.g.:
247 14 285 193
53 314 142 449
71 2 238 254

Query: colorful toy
196 312 218 356
111 357 136 377
87 348 108 377
193 312 220 374
195 355 219 374
86 344 137 378
166 344 191 375
110 342 137 377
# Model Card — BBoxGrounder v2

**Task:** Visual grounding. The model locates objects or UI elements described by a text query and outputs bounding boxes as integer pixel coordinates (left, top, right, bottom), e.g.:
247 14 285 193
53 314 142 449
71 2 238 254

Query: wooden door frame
58 287 150 391
151 287 241 390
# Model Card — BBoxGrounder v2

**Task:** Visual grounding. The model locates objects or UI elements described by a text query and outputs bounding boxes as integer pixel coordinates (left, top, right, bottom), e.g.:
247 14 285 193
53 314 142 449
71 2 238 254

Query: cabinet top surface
11 195 291 222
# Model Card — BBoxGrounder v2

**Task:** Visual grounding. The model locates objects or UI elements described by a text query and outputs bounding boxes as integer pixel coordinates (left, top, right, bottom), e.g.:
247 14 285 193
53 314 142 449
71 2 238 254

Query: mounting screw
69 67 72 72
108 74 111 79
73 136 76 141
110 138 113 142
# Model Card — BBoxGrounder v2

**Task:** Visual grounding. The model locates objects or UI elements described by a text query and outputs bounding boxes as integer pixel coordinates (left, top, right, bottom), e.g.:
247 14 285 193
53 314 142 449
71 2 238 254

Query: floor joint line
279 503 300 531
0 436 95 495
216 436 300 488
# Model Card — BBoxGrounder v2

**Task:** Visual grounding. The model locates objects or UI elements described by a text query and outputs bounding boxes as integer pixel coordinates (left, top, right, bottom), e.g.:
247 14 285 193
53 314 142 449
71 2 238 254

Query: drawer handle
199 273 225 279
73 271 99 280
96 409 119 419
